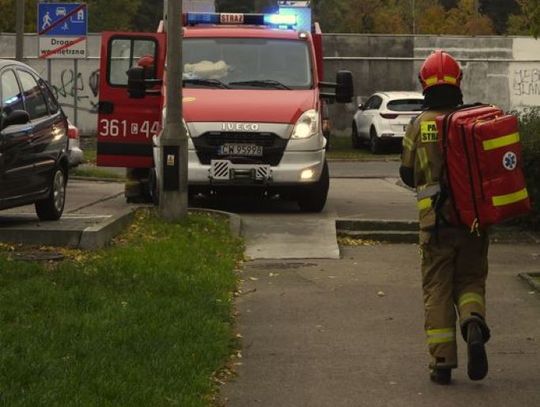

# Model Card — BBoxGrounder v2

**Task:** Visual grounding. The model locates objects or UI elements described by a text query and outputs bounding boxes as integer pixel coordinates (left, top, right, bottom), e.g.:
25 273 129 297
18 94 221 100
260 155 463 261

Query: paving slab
222 243 540 407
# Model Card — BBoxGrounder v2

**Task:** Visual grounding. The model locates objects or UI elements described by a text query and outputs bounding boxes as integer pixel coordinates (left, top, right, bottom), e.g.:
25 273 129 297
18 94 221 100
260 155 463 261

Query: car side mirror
358 104 364 110
2 110 30 129
335 70 354 104
127 66 147 99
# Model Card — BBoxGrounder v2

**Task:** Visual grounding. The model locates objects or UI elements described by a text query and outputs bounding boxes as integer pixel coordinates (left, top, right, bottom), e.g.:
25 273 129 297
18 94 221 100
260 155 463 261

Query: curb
79 208 135 249
189 208 243 238
336 219 540 244
519 273 540 292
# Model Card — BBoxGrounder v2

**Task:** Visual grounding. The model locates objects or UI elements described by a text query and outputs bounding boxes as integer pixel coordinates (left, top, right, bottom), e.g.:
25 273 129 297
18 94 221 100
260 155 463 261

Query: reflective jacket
401 108 454 230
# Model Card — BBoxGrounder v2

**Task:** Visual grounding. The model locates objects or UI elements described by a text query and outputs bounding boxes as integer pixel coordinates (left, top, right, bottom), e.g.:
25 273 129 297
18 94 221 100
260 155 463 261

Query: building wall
1 33 539 134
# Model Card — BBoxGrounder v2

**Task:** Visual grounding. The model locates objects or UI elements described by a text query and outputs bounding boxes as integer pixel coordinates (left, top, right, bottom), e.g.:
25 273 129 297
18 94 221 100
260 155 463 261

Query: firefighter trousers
419 227 489 369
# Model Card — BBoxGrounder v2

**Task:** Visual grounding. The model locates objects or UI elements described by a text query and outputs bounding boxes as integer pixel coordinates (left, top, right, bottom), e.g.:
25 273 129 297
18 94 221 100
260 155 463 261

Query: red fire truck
96 1 352 211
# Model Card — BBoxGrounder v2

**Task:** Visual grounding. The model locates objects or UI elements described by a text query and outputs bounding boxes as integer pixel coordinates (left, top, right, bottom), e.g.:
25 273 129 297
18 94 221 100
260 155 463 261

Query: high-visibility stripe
424 76 438 86
403 136 414 150
418 147 432 182
482 132 520 151
458 292 484 309
443 75 457 84
424 75 457 86
492 188 528 207
417 197 432 210
427 328 456 345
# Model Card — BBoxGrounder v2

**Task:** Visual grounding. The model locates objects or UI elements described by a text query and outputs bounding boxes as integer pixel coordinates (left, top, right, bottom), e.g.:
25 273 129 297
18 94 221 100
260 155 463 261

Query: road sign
37 3 87 59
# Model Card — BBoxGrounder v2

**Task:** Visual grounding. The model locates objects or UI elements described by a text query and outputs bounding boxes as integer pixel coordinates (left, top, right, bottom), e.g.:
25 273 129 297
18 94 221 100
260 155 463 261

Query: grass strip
70 166 126 180
0 210 244 406
327 135 400 161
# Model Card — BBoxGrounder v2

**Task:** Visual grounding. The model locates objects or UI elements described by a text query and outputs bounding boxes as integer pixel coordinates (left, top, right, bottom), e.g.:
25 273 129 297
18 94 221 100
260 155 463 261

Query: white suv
352 91 424 153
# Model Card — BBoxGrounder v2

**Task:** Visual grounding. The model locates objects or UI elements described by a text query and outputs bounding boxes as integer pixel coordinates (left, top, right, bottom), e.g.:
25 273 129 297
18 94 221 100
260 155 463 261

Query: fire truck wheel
297 161 329 213
35 165 67 221
148 168 159 206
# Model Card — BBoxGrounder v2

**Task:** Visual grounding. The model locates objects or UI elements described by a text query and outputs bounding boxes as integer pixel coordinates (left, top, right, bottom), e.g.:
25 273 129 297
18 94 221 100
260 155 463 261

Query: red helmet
419 50 462 91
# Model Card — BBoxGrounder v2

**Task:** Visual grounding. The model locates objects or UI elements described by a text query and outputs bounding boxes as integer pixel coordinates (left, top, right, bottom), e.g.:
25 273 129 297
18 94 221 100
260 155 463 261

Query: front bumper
188 148 325 186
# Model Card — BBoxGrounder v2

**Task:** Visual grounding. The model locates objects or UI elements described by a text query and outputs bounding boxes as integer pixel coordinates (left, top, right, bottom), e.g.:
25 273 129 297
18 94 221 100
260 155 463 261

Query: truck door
97 32 165 168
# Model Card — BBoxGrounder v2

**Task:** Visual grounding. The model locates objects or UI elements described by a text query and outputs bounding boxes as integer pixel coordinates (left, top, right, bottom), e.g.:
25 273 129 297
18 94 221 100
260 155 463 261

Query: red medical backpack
436 105 531 230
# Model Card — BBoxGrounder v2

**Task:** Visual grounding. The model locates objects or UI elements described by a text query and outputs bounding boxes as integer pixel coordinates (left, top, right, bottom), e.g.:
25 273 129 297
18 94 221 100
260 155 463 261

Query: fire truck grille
192 132 289 166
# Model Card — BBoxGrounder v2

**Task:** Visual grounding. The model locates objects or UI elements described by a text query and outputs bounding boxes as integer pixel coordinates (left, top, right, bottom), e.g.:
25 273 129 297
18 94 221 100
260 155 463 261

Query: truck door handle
98 101 114 114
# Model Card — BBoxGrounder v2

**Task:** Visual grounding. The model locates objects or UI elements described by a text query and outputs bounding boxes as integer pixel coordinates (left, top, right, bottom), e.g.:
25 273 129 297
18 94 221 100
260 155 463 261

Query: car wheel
370 127 383 154
351 123 362 149
35 165 67 221
297 161 329 213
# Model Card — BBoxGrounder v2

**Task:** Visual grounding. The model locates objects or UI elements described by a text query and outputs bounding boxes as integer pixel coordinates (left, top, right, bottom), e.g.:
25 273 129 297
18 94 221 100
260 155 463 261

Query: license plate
219 143 263 156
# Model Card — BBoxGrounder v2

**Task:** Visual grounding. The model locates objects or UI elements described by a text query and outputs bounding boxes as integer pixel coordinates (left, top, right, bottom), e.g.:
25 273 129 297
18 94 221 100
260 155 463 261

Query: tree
132 0 164 32
0 0 38 32
507 13 531 35
479 0 520 34
443 0 495 35
371 0 409 34
516 0 540 36
87 0 141 32
416 3 448 34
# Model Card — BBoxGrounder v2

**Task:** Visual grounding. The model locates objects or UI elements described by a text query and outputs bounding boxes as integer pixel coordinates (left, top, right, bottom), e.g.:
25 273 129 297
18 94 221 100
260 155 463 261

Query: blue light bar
184 12 297 29
263 14 297 27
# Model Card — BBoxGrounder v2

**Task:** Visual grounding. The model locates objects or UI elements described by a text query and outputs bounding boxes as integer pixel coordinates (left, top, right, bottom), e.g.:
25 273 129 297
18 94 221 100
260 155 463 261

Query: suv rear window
387 99 424 112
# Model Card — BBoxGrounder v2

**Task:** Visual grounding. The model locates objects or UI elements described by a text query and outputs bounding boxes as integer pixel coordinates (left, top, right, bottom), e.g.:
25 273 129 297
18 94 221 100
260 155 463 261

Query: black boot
430 368 452 385
465 319 489 381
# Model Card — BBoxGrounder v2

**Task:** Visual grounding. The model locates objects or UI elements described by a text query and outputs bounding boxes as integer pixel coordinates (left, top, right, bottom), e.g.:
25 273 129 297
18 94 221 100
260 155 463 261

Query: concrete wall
324 35 540 131
1 33 539 134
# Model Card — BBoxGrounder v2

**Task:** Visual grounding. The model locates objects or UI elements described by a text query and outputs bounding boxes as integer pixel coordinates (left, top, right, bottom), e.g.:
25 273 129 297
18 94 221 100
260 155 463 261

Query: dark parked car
0 60 69 220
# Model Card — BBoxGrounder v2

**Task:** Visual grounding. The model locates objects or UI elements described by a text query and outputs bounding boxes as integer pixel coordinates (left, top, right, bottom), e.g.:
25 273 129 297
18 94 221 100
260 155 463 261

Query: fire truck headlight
291 109 319 139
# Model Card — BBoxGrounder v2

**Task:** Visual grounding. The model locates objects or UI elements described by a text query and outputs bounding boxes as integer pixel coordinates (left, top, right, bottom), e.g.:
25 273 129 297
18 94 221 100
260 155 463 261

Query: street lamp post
16 0 25 61
159 0 188 220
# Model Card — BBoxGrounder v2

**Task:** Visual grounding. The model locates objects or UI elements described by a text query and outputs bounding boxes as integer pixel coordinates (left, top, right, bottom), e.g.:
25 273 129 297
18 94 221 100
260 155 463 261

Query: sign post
37 2 88 59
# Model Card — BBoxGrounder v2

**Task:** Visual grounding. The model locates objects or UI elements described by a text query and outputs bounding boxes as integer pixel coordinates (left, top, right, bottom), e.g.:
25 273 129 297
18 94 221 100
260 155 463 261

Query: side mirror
358 104 364 110
335 70 354 104
127 66 147 99
2 110 30 129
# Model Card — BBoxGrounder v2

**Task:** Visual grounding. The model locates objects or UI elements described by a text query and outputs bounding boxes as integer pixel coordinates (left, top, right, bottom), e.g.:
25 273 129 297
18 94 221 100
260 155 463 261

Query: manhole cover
11 252 65 262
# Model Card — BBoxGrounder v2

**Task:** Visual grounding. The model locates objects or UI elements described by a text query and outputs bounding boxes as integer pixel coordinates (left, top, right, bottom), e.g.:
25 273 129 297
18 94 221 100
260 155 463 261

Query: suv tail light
380 113 399 119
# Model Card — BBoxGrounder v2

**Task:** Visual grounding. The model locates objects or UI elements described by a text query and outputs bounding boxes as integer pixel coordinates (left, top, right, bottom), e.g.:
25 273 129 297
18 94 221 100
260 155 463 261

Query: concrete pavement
221 243 540 407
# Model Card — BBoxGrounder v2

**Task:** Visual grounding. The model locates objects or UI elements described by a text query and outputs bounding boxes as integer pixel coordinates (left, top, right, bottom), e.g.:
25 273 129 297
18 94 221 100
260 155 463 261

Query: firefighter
400 50 491 385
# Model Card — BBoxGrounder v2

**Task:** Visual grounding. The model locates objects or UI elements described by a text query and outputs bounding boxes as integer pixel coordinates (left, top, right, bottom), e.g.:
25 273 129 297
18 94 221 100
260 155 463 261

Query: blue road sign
38 3 87 37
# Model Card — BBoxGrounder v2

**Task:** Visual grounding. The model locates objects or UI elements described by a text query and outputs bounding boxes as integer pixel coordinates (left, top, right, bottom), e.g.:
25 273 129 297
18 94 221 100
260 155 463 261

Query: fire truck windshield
183 38 313 90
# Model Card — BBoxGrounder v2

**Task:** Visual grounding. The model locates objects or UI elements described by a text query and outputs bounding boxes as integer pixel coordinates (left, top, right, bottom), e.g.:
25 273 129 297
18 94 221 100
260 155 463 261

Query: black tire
351 123 362 149
370 127 383 154
35 165 67 221
297 161 329 213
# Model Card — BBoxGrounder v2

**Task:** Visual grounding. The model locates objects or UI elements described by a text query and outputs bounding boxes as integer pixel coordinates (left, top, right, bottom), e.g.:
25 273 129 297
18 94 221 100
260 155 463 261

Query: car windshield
183 38 312 90
387 99 424 112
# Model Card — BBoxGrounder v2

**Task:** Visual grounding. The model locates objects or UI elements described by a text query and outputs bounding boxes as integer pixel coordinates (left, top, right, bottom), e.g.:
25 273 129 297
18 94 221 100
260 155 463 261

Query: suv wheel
35 165 67 221
297 161 329 213
370 127 383 154
351 123 362 149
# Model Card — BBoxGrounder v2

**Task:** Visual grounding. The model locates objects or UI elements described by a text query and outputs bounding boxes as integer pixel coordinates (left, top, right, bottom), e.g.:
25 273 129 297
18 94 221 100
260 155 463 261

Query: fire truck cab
97 1 353 212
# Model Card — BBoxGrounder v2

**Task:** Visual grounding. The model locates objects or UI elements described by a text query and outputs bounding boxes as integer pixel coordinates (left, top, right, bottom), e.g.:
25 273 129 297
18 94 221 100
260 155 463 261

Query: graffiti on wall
50 68 100 114
513 68 540 97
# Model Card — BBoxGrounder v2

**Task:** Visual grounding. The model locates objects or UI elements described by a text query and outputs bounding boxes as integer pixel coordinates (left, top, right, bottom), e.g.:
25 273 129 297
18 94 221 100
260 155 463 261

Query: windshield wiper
183 78 230 89
229 80 291 90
